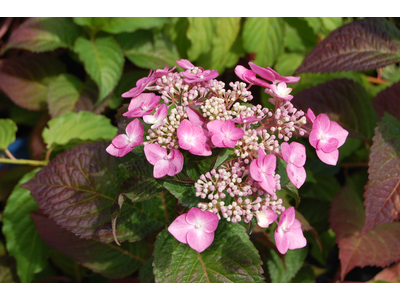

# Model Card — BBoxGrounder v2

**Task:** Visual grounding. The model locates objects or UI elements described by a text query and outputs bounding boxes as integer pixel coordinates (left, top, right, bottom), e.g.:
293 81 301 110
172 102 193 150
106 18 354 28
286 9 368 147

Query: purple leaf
0 54 65 110
292 78 378 139
31 210 146 279
21 142 164 243
295 18 400 74
373 81 400 119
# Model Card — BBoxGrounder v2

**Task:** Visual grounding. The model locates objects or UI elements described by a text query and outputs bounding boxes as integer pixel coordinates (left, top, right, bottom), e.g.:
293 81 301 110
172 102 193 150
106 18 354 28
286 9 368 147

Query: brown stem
366 76 388 85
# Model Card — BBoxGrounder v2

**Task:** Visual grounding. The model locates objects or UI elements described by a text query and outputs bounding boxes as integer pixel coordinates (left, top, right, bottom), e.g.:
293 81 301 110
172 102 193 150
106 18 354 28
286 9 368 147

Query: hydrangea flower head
309 113 349 165
106 118 144 157
168 207 219 253
144 144 183 178
274 207 307 254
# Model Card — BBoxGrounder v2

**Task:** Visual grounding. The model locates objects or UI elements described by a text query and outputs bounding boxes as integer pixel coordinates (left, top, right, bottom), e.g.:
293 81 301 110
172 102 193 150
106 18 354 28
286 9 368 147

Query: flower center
163 155 169 160
186 137 192 142
195 223 202 229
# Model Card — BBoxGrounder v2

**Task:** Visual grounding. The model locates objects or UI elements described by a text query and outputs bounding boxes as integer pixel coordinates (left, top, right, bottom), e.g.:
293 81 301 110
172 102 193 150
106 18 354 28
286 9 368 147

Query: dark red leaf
373 81 400 119
329 180 400 281
295 18 400 74
369 261 400 282
292 78 378 139
359 114 400 235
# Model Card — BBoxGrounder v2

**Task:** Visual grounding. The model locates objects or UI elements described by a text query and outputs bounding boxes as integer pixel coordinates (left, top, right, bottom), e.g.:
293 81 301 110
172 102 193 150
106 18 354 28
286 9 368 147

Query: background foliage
1 17 400 283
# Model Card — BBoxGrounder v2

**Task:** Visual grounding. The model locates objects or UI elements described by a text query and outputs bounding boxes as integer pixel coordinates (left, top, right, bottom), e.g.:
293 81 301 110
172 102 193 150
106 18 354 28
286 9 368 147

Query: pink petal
112 134 129 149
154 159 171 178
168 214 193 244
186 208 218 233
207 120 224 134
234 65 251 82
168 149 184 176
125 118 144 138
279 206 295 229
144 144 166 165
211 133 225 148
260 154 276 175
228 127 244 141
306 108 316 124
117 144 134 157
287 163 306 189
250 159 263 181
176 59 195 70
286 219 307 250
186 107 206 128
281 142 290 162
222 137 237 148
186 229 214 253
319 138 339 153
313 114 331 133
289 142 306 167
327 121 349 148
316 148 339 165
249 62 275 82
256 210 277 228
308 128 321 149
274 228 289 255
106 143 120 157
258 173 276 195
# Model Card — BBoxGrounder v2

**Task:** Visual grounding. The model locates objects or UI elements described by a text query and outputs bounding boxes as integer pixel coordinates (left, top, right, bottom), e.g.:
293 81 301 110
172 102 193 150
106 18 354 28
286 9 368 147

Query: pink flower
177 119 211 156
186 107 207 128
154 65 176 77
269 82 294 101
274 207 307 255
256 209 277 228
144 144 183 178
248 62 300 84
143 104 168 129
121 70 157 98
123 93 160 118
176 59 198 70
234 65 271 88
306 108 316 124
168 207 219 253
182 69 219 84
249 148 276 195
207 120 244 148
281 142 306 189
309 114 349 165
106 119 143 157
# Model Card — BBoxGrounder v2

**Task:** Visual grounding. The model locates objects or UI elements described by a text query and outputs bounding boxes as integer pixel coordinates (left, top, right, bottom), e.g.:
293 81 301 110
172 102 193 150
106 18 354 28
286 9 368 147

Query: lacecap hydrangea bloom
107 59 349 254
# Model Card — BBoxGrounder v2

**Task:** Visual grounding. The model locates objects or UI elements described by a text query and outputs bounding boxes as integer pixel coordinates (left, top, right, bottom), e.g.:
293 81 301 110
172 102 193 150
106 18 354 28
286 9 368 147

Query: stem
45 147 53 161
4 149 16 160
0 157 48 166
366 75 388 85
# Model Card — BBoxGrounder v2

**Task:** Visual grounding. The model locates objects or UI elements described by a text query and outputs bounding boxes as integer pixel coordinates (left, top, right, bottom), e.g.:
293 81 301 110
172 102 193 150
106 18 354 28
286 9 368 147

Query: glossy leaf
42 111 117 149
0 54 66 110
242 17 285 67
373 81 400 119
74 36 124 102
153 222 264 283
360 113 400 235
31 211 147 279
329 179 400 280
292 78 378 139
187 17 218 61
117 31 180 70
5 17 80 52
47 74 99 118
295 18 400 74
22 142 164 243
73 17 168 34
2 169 51 283
266 246 308 283
160 180 199 208
0 119 17 150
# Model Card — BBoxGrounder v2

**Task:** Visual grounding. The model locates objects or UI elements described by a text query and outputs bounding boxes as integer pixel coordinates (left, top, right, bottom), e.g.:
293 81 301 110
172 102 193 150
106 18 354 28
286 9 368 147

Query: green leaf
5 17 80 52
0 54 66 111
187 17 219 61
242 17 285 67
74 36 124 102
290 263 315 283
73 17 169 34
267 245 308 283
153 222 265 283
164 17 191 59
283 18 318 50
160 180 199 208
214 148 235 169
139 257 155 283
274 53 305 77
320 17 343 32
0 119 17 150
2 169 51 283
46 74 99 118
42 111 117 149
117 31 180 70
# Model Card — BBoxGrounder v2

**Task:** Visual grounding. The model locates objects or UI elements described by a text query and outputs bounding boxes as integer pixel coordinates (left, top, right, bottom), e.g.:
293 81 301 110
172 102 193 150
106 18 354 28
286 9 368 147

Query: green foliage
0 119 17 150
2 169 51 283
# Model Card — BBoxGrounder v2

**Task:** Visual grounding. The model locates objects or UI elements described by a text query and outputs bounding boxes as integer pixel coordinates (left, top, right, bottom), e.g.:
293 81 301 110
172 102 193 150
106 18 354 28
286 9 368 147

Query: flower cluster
107 59 349 254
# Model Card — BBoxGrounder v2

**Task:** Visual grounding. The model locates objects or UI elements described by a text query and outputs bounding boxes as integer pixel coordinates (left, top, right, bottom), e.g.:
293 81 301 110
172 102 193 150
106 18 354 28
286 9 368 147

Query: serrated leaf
359 113 400 235
373 80 400 119
0 54 66 110
31 211 147 279
329 178 400 280
243 17 285 67
74 36 124 102
267 246 308 283
0 119 17 150
153 222 264 283
117 31 180 70
2 169 51 283
160 180 199 208
5 17 80 52
186 17 218 62
46 74 99 118
42 111 117 149
22 142 164 243
292 78 378 139
295 18 400 74
73 17 169 34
